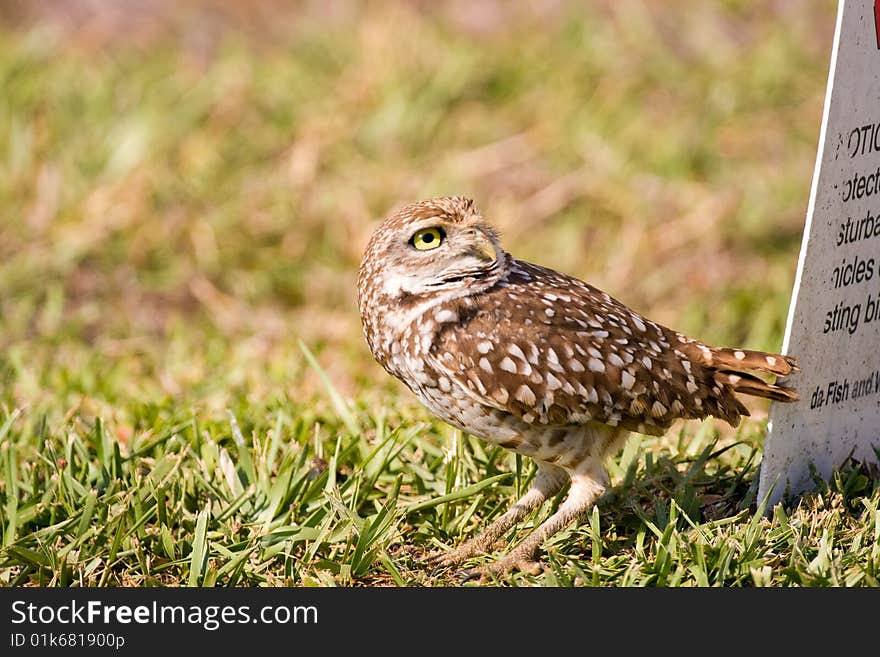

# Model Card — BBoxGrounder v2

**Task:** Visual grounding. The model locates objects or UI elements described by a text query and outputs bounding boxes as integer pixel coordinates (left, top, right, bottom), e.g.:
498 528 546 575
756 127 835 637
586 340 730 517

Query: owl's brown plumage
357 196 798 576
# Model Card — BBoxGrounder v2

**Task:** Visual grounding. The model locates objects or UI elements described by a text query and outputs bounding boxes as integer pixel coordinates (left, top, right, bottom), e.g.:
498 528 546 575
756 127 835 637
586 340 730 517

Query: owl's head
358 197 508 304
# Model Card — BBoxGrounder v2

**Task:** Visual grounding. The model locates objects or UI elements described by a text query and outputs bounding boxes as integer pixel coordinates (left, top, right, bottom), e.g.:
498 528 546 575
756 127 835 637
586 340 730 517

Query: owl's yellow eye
410 227 445 251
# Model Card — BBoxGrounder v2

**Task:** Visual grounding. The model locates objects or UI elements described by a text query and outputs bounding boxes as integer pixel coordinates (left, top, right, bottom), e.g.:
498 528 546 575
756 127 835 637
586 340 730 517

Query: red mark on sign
876 0 880 49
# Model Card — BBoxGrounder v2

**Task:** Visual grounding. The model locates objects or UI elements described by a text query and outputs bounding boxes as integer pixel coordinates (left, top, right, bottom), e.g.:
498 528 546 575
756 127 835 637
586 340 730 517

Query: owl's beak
467 232 498 263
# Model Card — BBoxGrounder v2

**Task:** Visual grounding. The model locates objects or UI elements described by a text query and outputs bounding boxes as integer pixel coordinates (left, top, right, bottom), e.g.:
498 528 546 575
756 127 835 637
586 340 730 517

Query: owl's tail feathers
710 347 799 377
714 370 799 403
705 347 799 403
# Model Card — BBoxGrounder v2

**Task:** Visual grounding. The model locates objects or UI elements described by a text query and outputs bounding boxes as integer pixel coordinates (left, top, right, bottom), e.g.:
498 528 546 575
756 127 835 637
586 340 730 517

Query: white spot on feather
508 344 527 362
434 308 458 323
500 357 517 373
527 343 540 364
515 384 536 406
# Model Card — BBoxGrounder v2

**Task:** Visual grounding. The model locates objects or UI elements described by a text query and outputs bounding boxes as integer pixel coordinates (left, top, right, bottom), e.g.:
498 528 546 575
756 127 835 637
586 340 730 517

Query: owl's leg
481 469 607 577
429 462 569 569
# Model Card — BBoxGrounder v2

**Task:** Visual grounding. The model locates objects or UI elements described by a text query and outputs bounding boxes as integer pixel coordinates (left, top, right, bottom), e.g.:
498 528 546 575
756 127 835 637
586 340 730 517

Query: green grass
3 1 878 586
1 386 878 587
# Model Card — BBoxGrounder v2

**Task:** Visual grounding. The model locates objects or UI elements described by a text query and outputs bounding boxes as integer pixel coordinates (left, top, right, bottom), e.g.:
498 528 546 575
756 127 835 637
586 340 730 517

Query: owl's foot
424 464 570 576
458 551 546 583
487 554 545 577
459 473 607 582
428 544 543 581
424 537 493 574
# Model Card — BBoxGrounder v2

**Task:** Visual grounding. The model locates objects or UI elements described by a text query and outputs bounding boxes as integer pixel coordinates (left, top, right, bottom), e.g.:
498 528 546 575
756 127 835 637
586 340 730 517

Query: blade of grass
298 340 359 436
188 505 210 587
406 473 512 513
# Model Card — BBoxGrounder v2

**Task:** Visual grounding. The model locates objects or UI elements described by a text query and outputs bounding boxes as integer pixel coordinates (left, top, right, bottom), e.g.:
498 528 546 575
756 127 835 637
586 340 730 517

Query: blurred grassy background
0 1 836 455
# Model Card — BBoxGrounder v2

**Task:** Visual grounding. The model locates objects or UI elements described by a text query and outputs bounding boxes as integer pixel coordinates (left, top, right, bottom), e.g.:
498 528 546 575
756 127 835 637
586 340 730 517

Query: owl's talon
457 569 484 584
513 559 545 576
428 556 456 577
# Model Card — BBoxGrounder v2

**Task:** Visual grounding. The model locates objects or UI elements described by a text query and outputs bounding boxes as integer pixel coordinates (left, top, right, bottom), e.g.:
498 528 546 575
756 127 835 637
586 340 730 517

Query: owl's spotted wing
425 260 796 436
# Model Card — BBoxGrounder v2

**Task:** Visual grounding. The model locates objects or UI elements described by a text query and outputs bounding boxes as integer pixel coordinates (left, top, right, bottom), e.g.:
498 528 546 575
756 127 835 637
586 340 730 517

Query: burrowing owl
357 196 798 576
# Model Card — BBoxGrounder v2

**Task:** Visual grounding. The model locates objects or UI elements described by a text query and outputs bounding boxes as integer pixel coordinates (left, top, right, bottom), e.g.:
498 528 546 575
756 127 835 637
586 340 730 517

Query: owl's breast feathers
411 259 797 436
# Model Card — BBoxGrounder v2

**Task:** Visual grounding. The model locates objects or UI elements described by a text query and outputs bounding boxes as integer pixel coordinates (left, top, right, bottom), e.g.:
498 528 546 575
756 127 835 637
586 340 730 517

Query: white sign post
761 0 880 506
